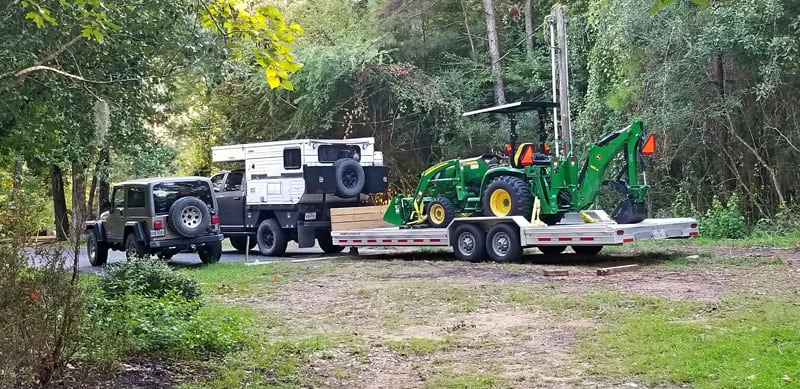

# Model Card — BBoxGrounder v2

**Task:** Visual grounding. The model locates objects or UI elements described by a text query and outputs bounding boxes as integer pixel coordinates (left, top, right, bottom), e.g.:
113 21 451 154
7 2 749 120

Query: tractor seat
512 143 551 168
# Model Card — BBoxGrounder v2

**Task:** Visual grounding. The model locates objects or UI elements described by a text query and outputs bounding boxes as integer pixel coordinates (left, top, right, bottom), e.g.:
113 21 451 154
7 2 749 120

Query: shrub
701 194 748 239
754 202 800 235
97 258 201 300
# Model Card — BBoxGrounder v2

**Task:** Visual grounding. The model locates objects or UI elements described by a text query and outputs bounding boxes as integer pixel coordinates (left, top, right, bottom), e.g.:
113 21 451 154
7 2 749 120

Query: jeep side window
210 173 225 192
112 188 125 208
127 186 146 208
283 148 301 169
225 171 243 191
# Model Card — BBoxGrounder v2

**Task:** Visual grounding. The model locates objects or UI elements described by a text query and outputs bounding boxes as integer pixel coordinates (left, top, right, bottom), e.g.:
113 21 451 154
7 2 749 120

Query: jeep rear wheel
198 241 222 264
87 232 108 266
169 196 211 238
257 219 287 256
125 232 147 260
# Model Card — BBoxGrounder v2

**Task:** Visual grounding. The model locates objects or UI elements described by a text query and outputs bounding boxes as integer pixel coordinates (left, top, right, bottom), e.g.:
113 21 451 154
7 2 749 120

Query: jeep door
215 171 245 231
106 186 127 241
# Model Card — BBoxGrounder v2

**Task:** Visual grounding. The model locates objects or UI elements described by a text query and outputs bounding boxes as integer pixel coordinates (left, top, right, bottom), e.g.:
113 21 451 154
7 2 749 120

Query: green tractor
384 101 656 227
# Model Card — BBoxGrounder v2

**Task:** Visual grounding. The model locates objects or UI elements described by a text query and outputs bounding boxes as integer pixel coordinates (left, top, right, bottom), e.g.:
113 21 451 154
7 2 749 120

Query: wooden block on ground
543 269 569 277
331 205 391 230
596 264 639 276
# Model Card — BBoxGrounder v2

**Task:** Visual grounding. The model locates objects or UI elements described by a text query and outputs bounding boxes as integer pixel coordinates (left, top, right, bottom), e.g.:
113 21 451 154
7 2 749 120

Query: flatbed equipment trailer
331 211 698 262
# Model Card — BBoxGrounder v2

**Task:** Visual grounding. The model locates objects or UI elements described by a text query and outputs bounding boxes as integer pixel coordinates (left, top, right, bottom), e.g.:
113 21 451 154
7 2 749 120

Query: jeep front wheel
198 241 222 264
87 232 108 266
257 219 287 256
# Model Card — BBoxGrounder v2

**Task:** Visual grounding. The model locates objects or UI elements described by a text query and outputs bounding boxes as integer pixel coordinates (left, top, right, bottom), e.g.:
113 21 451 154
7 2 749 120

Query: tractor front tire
426 197 457 228
483 176 533 218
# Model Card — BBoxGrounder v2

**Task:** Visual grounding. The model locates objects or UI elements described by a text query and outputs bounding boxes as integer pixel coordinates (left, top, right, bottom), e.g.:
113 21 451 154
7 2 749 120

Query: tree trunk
13 160 22 189
482 0 506 105
97 149 111 213
51 165 69 240
71 161 87 241
524 0 534 55
460 0 477 60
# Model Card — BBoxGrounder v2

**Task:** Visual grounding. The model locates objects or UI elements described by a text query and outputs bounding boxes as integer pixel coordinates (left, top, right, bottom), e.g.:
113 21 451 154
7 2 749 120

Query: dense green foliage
97 258 202 300
2 0 800 232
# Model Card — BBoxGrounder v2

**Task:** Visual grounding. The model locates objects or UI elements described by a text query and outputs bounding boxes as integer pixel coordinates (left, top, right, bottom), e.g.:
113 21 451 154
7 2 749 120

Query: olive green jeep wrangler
84 177 224 265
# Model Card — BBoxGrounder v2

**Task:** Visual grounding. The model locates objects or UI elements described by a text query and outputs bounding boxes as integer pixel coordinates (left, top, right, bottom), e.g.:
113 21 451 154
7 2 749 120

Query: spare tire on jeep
334 158 365 198
169 196 211 237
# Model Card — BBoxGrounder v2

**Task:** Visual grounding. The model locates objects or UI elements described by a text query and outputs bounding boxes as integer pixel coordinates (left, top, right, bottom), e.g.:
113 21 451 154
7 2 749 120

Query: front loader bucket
383 195 408 226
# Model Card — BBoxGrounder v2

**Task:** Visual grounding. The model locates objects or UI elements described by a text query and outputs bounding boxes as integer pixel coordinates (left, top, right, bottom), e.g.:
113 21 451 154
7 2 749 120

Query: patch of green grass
425 369 508 389
579 294 800 388
385 336 455 356
182 261 300 296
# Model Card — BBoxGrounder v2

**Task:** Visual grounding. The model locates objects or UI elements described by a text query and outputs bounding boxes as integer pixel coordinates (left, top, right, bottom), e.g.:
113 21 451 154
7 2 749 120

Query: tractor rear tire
426 197 457 228
483 176 533 218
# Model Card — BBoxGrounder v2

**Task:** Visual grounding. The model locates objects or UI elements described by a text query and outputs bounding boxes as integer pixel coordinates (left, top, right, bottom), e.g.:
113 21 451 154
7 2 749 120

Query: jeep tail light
153 220 164 230
211 214 219 225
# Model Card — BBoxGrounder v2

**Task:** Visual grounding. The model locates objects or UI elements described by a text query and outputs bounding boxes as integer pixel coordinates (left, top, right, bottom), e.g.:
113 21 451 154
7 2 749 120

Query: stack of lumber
330 206 392 230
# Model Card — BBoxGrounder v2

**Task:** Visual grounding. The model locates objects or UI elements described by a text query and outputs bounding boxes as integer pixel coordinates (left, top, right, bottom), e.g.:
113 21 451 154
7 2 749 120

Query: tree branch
13 65 160 86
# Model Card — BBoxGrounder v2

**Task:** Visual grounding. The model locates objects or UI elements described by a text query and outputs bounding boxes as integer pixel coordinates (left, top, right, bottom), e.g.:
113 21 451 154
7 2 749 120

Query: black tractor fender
124 221 149 243
85 221 107 242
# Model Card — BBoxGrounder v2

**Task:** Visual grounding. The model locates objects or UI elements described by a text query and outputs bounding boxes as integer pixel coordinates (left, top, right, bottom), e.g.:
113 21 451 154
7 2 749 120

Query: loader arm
573 119 648 210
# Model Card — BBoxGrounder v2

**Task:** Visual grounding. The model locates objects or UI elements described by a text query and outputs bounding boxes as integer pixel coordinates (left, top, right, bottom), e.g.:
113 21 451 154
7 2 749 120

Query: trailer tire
257 219 287 256
483 176 533 218
538 245 566 255
427 197 456 228
572 245 603 256
334 158 365 198
486 223 522 262
452 224 486 263
230 236 256 253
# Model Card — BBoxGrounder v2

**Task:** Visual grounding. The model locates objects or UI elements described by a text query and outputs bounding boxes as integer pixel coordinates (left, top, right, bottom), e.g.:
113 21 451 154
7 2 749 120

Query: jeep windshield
152 180 214 215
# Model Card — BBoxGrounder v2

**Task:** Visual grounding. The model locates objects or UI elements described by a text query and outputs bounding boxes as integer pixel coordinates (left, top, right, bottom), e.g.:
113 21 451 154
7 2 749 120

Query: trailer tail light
153 220 163 230
211 214 220 225
641 134 656 155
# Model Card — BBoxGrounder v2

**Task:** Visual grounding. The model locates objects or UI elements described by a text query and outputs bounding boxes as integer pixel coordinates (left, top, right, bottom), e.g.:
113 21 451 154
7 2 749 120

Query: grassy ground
173 240 800 388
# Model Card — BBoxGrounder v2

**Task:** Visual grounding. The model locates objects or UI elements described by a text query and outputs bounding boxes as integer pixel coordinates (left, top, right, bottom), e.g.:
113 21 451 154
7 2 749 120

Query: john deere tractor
384 100 655 227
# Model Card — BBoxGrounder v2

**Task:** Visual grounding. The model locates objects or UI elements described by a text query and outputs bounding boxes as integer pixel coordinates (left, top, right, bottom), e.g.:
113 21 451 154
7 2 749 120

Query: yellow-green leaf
280 79 294 91
267 75 280 89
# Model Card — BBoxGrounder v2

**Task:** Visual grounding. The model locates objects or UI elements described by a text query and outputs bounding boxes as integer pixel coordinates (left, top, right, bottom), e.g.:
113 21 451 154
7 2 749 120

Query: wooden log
543 269 569 277
596 264 639 276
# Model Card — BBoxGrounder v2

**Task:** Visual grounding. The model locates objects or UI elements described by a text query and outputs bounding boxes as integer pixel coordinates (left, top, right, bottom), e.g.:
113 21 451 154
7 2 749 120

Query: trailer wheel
572 245 603 256
486 223 522 262
427 197 456 228
452 224 486 262
257 219 287 256
334 158 365 198
483 176 533 218
538 245 566 255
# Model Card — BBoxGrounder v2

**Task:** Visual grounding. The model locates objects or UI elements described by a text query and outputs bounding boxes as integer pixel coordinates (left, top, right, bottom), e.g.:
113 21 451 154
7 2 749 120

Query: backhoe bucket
383 195 408 226
604 179 648 224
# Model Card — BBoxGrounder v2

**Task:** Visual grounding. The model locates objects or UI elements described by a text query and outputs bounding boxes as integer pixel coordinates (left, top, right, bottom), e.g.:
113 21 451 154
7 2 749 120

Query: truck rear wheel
452 224 486 262
317 233 344 254
483 176 533 218
486 223 522 262
230 236 256 253
257 219 287 256
572 245 603 256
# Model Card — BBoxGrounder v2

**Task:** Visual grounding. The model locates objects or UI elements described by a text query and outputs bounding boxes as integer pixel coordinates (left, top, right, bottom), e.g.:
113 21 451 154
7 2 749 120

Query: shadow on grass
350 250 685 267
